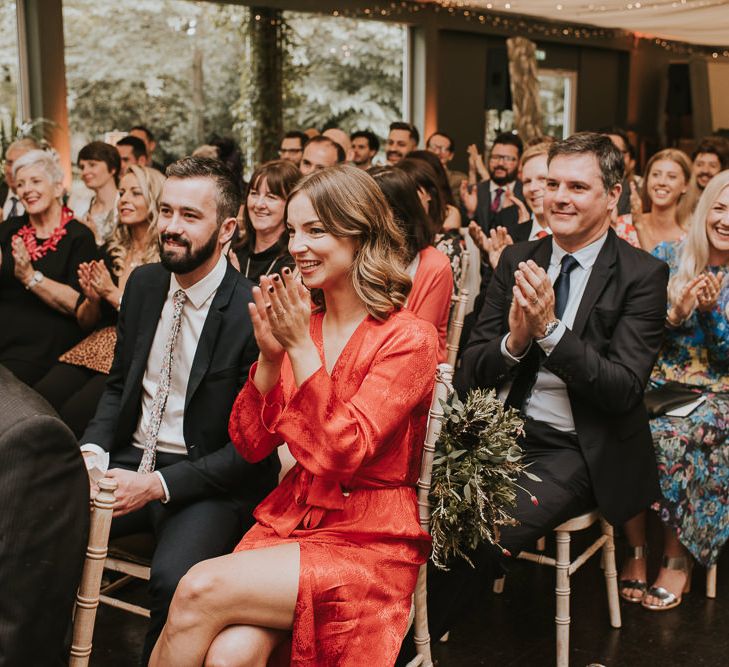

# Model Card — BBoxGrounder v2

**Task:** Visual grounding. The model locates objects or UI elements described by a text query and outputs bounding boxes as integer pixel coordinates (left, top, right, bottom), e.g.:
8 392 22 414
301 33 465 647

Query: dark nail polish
283 267 291 275
268 286 275 293
272 275 280 282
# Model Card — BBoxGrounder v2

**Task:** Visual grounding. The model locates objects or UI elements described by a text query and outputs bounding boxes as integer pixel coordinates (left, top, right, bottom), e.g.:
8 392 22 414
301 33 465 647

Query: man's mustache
160 233 191 249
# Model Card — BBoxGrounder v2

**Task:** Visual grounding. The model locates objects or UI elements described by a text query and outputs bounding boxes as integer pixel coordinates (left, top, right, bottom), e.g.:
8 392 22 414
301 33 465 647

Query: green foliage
284 13 404 138
430 388 540 570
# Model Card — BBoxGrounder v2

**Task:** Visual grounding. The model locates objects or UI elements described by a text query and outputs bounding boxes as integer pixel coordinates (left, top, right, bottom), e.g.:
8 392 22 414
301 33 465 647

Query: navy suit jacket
82 261 278 505
456 229 669 525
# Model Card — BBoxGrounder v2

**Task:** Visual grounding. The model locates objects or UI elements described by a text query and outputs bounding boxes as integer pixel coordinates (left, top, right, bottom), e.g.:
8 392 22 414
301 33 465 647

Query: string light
323 0 729 59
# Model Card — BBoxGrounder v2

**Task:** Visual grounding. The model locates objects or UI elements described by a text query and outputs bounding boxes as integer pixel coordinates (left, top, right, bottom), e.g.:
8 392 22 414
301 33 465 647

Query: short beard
159 229 219 275
490 166 518 186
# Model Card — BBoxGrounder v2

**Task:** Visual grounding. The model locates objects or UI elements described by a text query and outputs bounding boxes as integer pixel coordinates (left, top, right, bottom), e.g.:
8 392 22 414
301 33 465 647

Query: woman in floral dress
620 170 729 611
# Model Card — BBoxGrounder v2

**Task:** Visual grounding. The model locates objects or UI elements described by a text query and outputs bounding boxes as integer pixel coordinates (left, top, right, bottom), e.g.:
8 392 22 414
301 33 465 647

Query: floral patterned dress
649 241 729 566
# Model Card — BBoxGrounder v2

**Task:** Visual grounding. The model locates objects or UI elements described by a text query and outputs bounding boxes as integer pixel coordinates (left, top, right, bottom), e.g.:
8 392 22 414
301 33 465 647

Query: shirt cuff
155 470 171 503
80 443 106 457
500 334 531 366
536 320 567 355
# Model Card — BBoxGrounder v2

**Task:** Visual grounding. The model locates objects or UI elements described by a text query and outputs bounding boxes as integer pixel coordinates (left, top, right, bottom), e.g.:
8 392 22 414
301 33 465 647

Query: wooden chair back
446 250 470 368
69 478 117 667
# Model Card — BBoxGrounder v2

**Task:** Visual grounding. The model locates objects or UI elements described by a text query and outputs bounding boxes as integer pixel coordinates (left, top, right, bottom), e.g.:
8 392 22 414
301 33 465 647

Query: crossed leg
149 542 300 667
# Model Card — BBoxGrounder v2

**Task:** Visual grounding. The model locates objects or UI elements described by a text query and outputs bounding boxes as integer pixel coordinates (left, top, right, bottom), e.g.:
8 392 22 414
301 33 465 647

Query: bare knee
203 630 272 667
166 562 221 634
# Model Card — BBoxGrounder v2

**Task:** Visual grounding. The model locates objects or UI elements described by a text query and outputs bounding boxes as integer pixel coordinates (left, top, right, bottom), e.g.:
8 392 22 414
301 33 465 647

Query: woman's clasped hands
668 271 726 326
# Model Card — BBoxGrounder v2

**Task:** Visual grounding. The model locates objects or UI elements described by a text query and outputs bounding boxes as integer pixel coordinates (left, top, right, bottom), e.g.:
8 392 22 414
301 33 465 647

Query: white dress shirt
132 254 227 456
82 254 227 501
499 232 608 432
527 215 552 241
2 190 24 219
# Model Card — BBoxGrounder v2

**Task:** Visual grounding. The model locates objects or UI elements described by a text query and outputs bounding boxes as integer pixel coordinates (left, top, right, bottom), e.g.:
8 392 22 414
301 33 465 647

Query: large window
0 2 20 150
62 1 406 166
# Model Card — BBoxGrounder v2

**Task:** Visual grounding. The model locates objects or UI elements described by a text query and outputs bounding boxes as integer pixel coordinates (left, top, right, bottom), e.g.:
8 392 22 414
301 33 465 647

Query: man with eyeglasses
461 132 526 233
278 130 308 167
427 131 467 206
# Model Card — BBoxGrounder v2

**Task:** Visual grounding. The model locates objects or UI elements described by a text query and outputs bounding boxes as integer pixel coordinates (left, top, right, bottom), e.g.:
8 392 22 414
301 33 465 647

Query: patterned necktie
554 254 580 320
138 289 187 474
490 187 504 213
8 196 19 219
536 230 549 239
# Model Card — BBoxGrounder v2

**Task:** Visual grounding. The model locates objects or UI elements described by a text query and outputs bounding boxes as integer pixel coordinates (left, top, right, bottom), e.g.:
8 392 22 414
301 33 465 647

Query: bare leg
644 527 691 606
204 625 288 667
149 542 300 667
620 511 648 601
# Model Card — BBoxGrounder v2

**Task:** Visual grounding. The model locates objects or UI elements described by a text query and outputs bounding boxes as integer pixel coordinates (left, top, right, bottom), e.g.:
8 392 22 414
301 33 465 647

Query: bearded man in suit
80 156 278 663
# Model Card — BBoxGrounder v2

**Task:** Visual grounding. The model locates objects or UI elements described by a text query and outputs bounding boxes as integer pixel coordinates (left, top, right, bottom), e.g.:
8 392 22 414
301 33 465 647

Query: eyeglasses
490 154 518 164
278 148 303 156
427 144 451 154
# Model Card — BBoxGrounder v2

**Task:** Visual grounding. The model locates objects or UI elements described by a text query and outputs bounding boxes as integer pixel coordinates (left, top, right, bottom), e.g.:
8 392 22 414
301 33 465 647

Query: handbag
58 326 117 374
643 382 702 418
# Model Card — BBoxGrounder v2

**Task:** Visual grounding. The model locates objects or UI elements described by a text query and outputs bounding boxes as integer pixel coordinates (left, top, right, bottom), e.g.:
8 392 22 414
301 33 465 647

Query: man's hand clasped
507 260 557 357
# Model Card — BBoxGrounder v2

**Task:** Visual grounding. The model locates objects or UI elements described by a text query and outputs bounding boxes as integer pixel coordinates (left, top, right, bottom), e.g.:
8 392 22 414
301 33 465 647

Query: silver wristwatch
25 270 44 290
539 319 560 340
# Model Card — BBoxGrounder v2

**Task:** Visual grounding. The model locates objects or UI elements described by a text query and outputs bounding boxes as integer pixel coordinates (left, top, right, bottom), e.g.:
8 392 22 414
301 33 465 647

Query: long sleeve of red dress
406 246 454 362
228 309 438 666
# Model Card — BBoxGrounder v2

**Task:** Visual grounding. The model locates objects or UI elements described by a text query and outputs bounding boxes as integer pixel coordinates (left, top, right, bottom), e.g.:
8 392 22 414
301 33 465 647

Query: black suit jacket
473 180 525 233
82 261 278 505
456 229 669 525
0 365 88 666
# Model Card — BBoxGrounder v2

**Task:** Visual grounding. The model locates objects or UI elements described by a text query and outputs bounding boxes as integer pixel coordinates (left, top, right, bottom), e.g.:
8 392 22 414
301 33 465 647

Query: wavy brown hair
107 165 163 276
288 164 411 320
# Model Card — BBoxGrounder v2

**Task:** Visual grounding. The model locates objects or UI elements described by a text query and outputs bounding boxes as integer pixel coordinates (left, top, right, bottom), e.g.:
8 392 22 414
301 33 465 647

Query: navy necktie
554 254 580 320
7 196 18 219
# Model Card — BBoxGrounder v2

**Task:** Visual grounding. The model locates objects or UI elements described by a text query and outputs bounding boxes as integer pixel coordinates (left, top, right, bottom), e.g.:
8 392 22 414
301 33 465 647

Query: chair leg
537 536 546 551
555 531 571 667
493 575 505 594
707 564 717 599
600 519 622 629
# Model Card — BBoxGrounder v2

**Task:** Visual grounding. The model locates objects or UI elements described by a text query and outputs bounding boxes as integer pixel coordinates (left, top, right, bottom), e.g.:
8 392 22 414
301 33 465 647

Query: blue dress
649 241 729 566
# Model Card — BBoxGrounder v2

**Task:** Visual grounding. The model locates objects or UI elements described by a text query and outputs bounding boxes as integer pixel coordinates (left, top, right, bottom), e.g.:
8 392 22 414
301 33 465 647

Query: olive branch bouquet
429 388 541 570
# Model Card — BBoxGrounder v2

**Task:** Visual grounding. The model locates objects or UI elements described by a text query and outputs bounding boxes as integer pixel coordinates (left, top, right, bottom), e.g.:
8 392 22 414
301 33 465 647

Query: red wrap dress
229 309 437 666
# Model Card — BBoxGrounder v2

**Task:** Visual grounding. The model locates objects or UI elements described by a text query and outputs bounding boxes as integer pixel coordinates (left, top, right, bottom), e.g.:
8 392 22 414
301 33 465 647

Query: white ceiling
447 0 729 46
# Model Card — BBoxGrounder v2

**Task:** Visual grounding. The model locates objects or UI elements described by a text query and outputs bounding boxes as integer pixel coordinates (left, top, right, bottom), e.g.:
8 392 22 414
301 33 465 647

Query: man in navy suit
460 131 526 233
81 157 278 662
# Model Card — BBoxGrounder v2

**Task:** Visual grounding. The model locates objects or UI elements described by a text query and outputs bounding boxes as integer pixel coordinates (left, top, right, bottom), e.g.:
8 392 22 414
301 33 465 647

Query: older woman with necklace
0 150 97 385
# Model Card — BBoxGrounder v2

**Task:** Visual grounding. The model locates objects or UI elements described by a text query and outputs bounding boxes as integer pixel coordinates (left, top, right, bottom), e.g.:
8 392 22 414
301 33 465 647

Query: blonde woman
150 165 438 667
620 170 729 610
35 165 164 437
635 148 692 252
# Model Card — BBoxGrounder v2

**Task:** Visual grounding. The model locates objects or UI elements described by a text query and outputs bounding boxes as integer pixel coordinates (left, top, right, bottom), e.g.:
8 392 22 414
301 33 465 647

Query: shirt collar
170 254 227 309
490 180 515 195
528 215 552 240
550 231 608 271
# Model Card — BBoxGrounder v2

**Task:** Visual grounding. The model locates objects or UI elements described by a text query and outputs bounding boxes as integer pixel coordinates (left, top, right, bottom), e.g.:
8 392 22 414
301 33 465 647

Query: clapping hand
668 275 708 324
469 222 514 270
696 271 725 313
504 190 531 223
89 260 115 300
460 180 478 219
508 261 556 353
11 236 33 284
78 262 99 301
467 144 489 182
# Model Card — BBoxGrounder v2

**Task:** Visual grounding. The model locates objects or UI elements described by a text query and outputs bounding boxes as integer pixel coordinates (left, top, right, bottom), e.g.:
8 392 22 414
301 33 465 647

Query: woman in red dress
150 165 438 667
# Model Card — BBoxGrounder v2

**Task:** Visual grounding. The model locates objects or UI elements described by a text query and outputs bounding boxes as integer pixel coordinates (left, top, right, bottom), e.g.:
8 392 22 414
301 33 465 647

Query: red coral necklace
14 206 74 261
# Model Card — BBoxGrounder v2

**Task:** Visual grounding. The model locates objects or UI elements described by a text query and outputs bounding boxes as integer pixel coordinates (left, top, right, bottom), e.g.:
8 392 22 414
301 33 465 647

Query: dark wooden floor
90 521 729 667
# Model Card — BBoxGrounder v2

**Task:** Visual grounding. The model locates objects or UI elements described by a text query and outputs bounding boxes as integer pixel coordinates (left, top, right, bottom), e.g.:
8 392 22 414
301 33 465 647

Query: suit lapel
570 228 618 337
128 268 169 388
185 263 237 409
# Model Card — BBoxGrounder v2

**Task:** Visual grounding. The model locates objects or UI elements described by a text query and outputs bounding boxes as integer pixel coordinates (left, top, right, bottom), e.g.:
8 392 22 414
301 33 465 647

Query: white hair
12 149 64 185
